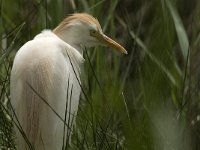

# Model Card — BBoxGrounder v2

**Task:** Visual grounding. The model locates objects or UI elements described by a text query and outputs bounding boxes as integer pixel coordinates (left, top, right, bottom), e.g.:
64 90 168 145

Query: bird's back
11 30 83 150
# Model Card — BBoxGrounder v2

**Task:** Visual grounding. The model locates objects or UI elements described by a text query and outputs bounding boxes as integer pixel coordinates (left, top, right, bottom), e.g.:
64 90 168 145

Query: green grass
1 0 200 149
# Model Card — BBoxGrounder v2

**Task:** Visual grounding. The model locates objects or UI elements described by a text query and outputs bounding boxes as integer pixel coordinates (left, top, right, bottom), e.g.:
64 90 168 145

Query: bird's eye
90 30 97 35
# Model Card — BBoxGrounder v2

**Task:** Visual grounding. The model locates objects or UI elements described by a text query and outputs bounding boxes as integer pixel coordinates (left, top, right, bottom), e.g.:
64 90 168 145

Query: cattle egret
10 13 127 150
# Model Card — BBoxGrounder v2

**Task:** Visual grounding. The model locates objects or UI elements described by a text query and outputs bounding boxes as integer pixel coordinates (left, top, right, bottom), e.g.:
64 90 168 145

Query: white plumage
11 30 83 149
10 13 126 150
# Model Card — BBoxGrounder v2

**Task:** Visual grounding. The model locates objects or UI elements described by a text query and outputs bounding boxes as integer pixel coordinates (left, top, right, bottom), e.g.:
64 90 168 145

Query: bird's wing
10 31 83 150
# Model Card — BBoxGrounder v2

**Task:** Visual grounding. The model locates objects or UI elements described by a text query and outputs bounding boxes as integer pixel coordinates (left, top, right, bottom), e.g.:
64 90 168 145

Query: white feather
11 30 83 150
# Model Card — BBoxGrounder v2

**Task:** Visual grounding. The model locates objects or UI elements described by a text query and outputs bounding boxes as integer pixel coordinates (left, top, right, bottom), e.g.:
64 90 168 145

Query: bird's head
53 13 127 54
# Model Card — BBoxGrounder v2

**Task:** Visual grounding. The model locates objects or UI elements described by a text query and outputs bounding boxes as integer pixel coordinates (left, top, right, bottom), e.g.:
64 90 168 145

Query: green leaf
166 0 189 61
130 30 178 87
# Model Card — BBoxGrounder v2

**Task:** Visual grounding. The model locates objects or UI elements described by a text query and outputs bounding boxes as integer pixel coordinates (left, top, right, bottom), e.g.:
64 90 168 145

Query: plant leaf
166 0 189 61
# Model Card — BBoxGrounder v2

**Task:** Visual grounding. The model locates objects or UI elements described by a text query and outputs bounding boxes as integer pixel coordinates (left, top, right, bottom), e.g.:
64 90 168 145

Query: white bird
10 13 127 150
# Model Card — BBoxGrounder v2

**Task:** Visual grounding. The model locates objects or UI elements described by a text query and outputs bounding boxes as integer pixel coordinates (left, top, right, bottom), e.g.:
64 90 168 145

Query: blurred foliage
0 0 200 149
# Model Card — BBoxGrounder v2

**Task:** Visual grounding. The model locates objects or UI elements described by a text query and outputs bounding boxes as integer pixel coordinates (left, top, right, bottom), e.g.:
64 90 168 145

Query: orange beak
91 31 127 54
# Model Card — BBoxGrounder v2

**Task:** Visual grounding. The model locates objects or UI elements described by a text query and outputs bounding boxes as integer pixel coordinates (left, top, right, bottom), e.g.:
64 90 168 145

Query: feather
11 30 82 150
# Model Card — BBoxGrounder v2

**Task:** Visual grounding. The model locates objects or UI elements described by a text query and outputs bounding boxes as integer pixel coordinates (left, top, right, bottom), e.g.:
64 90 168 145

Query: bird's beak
91 31 127 54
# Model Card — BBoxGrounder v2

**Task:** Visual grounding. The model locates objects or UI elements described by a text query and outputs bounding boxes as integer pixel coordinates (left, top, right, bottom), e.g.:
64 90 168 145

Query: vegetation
0 0 200 149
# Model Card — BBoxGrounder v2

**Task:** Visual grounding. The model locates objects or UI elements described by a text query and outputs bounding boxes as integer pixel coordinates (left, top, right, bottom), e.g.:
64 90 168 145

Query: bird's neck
54 30 83 55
